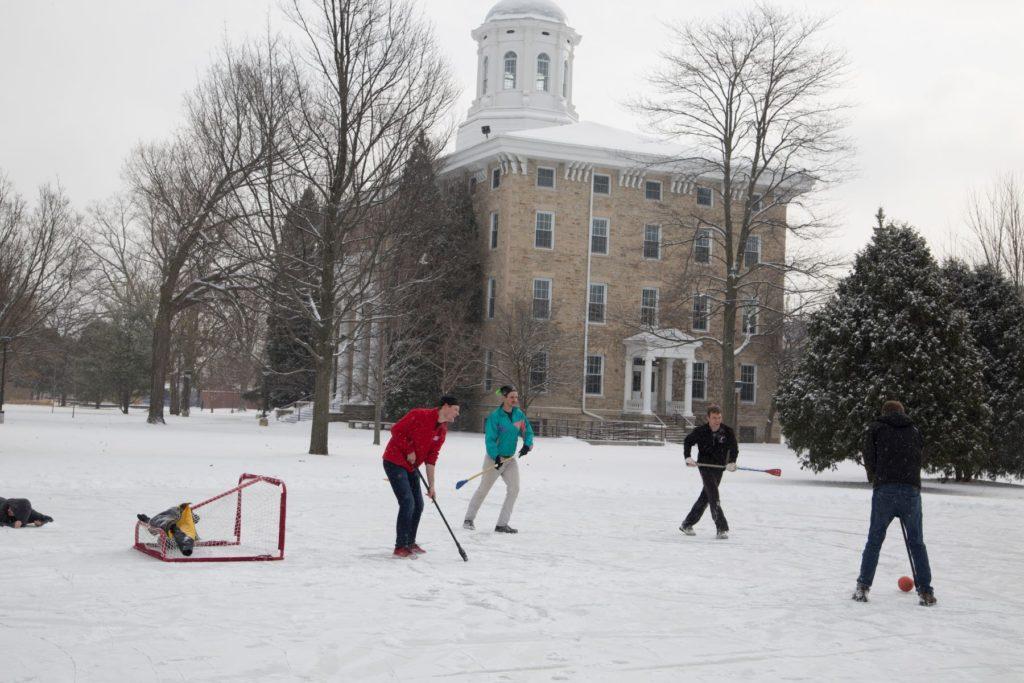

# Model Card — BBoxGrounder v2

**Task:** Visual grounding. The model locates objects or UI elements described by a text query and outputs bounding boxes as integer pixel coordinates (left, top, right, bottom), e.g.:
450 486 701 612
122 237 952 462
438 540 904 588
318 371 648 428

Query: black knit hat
437 395 460 407
497 385 516 397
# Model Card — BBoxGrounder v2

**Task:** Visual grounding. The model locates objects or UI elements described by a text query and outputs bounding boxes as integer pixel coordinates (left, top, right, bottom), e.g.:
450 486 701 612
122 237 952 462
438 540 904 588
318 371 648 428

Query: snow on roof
485 0 568 23
503 121 688 161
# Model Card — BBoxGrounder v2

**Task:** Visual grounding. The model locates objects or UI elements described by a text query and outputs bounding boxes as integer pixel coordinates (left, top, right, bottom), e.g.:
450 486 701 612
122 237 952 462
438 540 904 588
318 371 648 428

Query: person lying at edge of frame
137 503 200 556
0 497 54 528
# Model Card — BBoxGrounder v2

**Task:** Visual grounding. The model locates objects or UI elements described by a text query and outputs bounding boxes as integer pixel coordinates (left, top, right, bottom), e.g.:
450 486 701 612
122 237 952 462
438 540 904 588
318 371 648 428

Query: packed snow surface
1 405 1022 681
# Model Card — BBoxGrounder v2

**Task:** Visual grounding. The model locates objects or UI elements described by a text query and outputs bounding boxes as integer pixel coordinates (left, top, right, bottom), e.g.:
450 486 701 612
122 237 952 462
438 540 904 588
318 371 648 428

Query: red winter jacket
382 408 447 472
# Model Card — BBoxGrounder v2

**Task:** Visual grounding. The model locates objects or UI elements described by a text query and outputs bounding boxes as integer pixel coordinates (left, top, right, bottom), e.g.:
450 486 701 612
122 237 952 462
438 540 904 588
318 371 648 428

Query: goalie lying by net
137 503 200 556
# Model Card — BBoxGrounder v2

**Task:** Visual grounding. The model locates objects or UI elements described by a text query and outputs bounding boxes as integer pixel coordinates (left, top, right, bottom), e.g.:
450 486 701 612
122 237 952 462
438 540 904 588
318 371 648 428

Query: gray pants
465 456 520 527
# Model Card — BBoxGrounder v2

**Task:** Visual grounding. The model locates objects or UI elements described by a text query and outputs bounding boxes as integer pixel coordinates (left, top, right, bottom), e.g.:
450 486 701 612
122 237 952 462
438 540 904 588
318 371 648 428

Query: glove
726 462 737 472
518 445 531 457
685 457 697 467
494 457 503 470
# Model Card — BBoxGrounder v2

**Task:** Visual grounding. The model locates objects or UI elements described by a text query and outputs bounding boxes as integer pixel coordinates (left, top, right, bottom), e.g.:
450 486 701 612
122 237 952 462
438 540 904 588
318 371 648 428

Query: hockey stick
416 468 468 562
455 455 520 490
692 462 782 477
898 517 919 588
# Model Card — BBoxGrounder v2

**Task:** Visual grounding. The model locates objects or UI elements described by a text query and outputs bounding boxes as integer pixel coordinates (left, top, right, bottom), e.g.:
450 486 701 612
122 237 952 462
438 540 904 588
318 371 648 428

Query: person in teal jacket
463 385 534 533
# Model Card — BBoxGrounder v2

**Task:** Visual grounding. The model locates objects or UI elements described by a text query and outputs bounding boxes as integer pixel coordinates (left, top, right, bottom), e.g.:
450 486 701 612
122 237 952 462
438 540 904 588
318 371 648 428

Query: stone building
442 0 786 442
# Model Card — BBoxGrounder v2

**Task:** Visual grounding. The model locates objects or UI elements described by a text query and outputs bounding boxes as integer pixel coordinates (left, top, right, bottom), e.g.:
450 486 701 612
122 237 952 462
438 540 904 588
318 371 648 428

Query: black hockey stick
416 468 468 562
898 517 919 588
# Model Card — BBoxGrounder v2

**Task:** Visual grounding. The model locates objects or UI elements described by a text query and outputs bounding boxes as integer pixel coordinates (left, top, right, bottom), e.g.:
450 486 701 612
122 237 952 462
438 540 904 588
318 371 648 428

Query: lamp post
259 369 270 427
0 336 11 424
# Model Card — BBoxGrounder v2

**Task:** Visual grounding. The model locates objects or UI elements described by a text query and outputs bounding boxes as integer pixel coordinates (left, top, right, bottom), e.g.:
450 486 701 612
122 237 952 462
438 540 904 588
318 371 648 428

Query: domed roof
485 0 567 23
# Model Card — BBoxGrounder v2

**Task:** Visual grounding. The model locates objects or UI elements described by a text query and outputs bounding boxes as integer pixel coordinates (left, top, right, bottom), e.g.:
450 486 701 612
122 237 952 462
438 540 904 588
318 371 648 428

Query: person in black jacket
852 400 936 606
680 405 738 539
0 497 54 528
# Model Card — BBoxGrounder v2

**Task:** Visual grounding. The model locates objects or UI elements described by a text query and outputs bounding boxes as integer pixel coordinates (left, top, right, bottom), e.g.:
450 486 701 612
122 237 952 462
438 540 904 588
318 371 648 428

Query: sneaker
851 584 869 602
716 530 729 540
494 525 518 534
463 519 475 530
407 544 426 554
919 591 937 607
679 525 696 536
393 546 416 559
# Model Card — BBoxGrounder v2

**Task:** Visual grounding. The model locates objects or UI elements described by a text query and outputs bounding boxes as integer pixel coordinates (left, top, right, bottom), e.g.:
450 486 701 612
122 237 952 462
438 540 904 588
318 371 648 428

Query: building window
503 51 517 89
535 211 554 249
562 60 569 97
486 277 496 319
697 186 713 207
645 180 662 201
591 218 609 255
489 212 498 250
484 349 493 391
742 299 758 335
751 193 762 212
585 355 604 395
739 364 756 403
695 228 711 264
692 294 710 332
532 278 551 320
530 352 548 391
744 235 761 268
692 361 707 400
641 288 659 326
482 56 489 94
537 166 555 188
643 224 661 259
588 283 606 324
536 53 550 91
491 167 501 189
593 173 610 195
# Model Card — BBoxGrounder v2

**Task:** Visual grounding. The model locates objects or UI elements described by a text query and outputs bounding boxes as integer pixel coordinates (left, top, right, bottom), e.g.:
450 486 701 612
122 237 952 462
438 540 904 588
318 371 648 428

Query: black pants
383 460 424 548
682 467 729 532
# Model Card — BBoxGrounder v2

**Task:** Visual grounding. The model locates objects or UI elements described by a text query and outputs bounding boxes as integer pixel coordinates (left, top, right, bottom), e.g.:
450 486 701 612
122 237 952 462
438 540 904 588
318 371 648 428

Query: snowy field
2 405 1023 682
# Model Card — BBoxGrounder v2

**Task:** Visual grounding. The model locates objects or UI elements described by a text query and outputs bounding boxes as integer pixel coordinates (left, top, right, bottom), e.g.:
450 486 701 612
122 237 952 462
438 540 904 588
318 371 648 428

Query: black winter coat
0 497 46 526
683 423 739 466
863 413 924 488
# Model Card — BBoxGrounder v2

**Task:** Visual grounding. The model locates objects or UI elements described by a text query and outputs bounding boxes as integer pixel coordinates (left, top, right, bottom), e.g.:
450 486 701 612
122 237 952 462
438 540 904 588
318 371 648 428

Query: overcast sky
2 0 1022 261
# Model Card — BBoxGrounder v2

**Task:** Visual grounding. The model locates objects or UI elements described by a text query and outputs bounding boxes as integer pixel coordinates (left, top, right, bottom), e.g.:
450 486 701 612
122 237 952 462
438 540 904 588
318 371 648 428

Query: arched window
536 53 550 91
562 60 569 98
503 51 517 89
482 56 489 94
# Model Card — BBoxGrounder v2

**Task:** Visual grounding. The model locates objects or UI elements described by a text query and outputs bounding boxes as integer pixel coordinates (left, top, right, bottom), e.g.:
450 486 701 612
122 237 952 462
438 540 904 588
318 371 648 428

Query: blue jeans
383 461 424 548
857 484 933 593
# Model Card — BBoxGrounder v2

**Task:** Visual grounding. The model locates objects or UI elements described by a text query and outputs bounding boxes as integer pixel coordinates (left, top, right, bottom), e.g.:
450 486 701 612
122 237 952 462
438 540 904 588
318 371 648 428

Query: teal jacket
484 405 534 460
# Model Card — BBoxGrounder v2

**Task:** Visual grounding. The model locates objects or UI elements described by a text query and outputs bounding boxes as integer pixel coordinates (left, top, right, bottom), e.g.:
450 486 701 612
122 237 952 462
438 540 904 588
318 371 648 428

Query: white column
663 359 675 410
622 353 633 413
641 354 654 415
684 358 694 417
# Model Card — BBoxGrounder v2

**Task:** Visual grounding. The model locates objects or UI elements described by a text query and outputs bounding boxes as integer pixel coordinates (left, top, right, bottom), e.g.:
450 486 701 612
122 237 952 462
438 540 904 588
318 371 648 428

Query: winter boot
407 544 426 554
494 525 518 534
679 525 696 536
716 530 729 540
463 519 475 530
393 546 416 559
171 526 194 556
919 591 937 607
851 584 869 602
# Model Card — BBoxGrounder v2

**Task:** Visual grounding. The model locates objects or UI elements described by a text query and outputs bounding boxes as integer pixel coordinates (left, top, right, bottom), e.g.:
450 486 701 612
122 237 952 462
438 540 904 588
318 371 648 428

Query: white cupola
455 0 581 150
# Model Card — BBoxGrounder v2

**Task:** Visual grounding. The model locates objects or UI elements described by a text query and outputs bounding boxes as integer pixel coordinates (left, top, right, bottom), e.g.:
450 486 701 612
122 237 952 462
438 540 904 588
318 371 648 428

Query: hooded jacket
863 413 924 488
1 498 37 526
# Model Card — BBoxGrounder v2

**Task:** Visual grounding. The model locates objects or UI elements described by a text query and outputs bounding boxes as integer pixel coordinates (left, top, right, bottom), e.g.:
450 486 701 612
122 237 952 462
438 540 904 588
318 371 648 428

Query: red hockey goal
134 473 287 562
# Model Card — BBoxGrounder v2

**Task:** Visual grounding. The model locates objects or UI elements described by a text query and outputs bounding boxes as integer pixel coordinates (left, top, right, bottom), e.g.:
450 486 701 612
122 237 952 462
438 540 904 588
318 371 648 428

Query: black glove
494 457 503 470
518 445 531 457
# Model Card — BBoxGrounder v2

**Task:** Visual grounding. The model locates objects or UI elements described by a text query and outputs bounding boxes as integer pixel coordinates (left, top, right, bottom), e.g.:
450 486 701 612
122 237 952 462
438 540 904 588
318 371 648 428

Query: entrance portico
622 329 702 417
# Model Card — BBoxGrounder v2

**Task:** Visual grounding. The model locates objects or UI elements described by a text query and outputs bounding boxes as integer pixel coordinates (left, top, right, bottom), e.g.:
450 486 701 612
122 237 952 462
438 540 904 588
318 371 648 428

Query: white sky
2 0 1022 261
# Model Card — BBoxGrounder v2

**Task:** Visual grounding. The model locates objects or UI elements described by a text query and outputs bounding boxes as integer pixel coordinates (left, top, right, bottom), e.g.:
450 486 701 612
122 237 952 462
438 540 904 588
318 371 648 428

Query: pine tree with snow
776 212 992 480
941 260 1024 479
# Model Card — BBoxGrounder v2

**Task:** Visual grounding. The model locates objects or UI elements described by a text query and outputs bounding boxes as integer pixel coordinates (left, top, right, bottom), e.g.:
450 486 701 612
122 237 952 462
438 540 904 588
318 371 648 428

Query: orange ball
898 576 915 592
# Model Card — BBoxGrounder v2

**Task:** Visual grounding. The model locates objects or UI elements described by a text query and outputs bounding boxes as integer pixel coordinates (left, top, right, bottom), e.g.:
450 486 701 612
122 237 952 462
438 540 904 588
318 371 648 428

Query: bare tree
633 5 851 427
965 173 1024 291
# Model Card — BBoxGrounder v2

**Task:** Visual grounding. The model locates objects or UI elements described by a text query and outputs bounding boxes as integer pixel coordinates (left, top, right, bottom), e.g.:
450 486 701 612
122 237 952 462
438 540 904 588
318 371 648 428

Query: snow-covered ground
1 404 1022 682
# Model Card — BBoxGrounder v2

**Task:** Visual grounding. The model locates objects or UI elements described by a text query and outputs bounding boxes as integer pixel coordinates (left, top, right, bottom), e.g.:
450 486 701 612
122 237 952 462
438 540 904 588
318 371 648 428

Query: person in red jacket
382 395 460 558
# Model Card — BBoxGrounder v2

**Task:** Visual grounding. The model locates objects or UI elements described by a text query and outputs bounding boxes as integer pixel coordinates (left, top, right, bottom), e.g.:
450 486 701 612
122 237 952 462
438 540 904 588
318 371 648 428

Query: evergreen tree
776 213 991 480
942 260 1024 478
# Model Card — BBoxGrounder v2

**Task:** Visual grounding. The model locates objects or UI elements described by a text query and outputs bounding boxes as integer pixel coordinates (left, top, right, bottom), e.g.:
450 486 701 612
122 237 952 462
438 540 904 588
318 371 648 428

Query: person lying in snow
0 497 54 528
137 503 200 556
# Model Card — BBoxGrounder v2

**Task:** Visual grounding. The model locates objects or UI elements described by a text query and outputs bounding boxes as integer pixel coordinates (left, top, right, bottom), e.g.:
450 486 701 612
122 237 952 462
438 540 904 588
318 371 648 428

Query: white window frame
590 217 609 255
744 235 762 268
742 298 758 335
482 56 489 95
536 53 551 91
483 349 494 391
585 354 605 396
691 361 708 401
532 278 552 320
695 228 712 264
692 294 710 332
643 224 661 260
534 211 555 250
697 186 714 207
739 364 757 404
645 180 662 201
486 277 496 320
751 193 762 212
503 51 517 89
641 287 659 327
491 167 501 189
536 166 556 189
530 351 548 393
489 212 499 250
588 283 607 325
562 60 569 98
592 173 611 196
